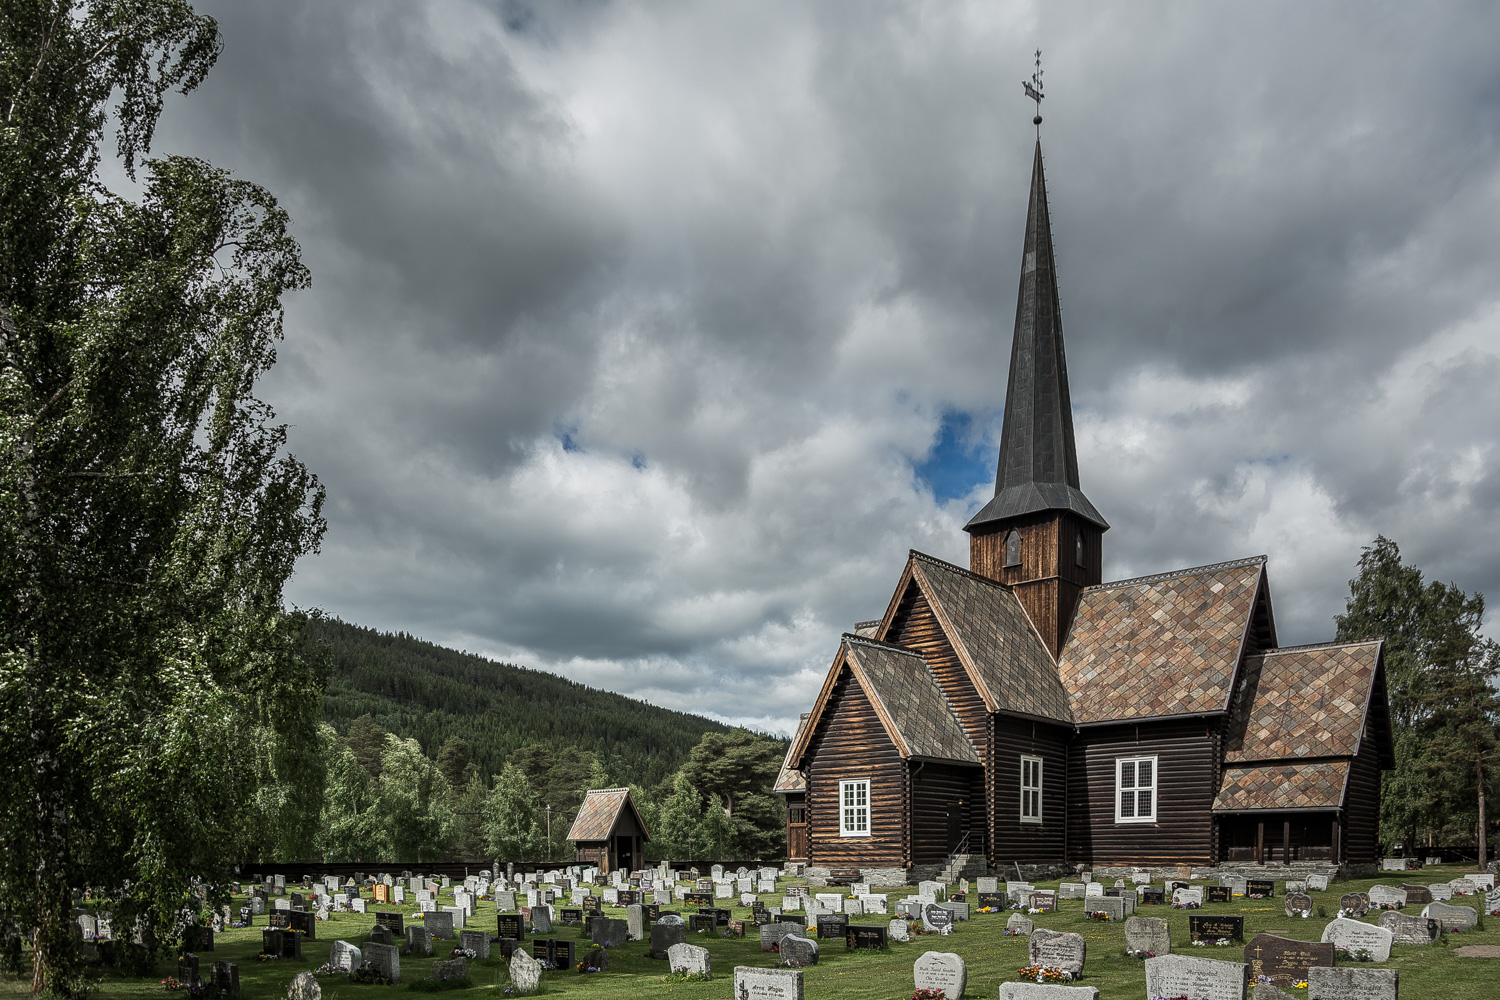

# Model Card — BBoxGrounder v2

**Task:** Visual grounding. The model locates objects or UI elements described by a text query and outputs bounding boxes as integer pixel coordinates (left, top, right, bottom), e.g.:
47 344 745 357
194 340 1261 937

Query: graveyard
25 862 1500 999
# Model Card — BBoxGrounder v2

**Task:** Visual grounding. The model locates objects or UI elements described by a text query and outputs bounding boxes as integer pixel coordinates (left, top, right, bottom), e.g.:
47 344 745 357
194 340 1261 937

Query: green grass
6 866 1498 999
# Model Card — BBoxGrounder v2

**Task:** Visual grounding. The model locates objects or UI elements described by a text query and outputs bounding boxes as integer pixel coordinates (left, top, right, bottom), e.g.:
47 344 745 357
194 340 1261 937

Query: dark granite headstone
1400 884 1434 905
1284 892 1314 917
1244 932 1334 987
1029 892 1057 912
582 895 602 914
688 913 717 933
845 925 887 950
644 903 660 921
286 909 315 940
267 912 290 931
1245 880 1275 898
815 913 848 939
1207 886 1232 903
496 914 525 940
1188 914 1244 942
1339 892 1370 917
177 952 200 987
559 908 583 926
375 911 403 935
1141 887 1166 905
976 892 1005 910
685 892 713 907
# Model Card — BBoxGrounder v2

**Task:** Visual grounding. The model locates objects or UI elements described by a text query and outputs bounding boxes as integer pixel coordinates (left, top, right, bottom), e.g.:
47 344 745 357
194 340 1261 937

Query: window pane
1120 760 1135 788
1139 789 1153 818
1138 759 1153 787
1119 791 1134 818
857 784 867 807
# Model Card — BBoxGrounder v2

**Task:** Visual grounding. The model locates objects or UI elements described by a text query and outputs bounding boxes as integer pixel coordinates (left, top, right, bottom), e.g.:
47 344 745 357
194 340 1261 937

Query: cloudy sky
146 1 1500 735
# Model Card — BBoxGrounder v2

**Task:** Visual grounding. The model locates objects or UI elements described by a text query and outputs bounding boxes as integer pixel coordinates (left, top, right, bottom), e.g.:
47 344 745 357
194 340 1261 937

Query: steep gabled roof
1058 556 1266 725
1224 640 1384 762
1213 761 1349 812
772 714 809 794
790 636 978 767
852 620 882 638
904 552 1072 724
566 788 651 843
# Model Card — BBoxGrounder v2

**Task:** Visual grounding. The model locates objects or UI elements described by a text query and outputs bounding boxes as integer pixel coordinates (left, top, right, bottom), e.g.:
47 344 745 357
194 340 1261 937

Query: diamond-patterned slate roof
1224 641 1382 762
910 553 1072 724
1057 556 1265 725
845 638 979 763
566 788 649 842
852 620 882 638
1212 762 1349 812
772 714 809 794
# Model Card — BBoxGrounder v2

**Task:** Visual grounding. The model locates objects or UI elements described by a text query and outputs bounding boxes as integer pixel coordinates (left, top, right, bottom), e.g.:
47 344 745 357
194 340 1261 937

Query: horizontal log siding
805 669 906 869
889 588 989 759
1344 744 1382 863
1067 718 1219 865
910 762 986 865
991 717 1069 863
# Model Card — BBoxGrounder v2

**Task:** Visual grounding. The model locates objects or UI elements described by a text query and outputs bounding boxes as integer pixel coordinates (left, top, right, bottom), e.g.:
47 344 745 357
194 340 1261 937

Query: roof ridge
853 619 883 630
583 787 630 795
1086 554 1267 592
908 549 1014 591
842 633 927 660
1256 638 1383 655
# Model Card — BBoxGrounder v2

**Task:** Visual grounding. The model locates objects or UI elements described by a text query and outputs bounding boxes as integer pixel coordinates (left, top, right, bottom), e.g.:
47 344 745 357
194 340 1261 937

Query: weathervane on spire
1023 49 1044 133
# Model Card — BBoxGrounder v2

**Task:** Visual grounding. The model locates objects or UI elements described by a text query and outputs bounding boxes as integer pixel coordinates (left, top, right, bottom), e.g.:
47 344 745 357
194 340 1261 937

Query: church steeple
965 95 1107 657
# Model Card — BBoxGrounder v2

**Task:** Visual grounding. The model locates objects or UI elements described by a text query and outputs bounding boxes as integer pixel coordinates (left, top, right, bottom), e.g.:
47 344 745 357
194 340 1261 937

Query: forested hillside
311 617 730 789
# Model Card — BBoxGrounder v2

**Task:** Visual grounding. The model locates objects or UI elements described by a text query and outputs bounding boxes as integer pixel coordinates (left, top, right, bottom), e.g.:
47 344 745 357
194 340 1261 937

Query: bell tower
966 77 1107 657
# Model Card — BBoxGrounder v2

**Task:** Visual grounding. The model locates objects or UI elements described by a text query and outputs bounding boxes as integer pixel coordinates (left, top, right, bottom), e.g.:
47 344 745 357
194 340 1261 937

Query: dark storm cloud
141 1 1500 732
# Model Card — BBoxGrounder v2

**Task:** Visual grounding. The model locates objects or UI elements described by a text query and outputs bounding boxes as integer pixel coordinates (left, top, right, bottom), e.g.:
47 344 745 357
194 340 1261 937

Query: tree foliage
1335 536 1500 858
0 3 325 994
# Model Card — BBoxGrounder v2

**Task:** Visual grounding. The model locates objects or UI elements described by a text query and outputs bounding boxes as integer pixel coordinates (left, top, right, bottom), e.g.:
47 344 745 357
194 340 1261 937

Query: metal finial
1022 49 1044 132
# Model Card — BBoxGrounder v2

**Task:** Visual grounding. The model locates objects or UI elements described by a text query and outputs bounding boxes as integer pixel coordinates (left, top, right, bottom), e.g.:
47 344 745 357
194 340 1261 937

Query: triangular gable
790 637 977 768
566 788 651 843
1058 555 1266 725
1223 640 1383 762
772 714 809 794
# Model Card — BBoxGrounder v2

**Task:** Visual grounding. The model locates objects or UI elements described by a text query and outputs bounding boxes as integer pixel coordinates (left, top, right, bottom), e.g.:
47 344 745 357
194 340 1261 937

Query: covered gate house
567 788 649 875
775 126 1393 880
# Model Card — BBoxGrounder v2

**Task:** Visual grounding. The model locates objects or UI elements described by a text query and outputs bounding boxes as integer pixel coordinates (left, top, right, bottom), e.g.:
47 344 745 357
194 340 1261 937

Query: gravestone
591 916 627 946
997 986 1099 1000
286 972 318 1000
1057 883 1085 899
733 966 804 1000
1400 884 1434 905
652 920 687 958
431 957 466 981
816 913 848 939
1007 913 1034 936
509 948 541 995
1030 892 1058 913
177 953 200 988
922 904 952 935
1125 916 1171 956
888 917 910 942
1488 887 1500 912
1338 892 1369 917
1367 885 1406 908
1188 915 1244 942
364 941 400 985
1244 933 1334 987
496 914 525 941
667 941 711 976
1207 886 1232 903
842 897 864 916
1141 887 1165 905
209 960 239 997
760 920 802 951
1245 880 1275 898
1306 874 1329 892
425 911 454 939
368 925 393 948
1422 900 1478 930
940 899 970 921
494 890 517 911
778 934 819 967
860 894 890 914
912 951 966 1000
1306 966 1399 1000
1084 883 1105 899
329 940 361 972
1318 916 1393 962
1087 896 1124 921
1376 910 1440 944
1449 878 1477 895
1284 892 1313 918
459 928 489 959
977 877 998 893
1144 954 1248 1000
1173 887 1204 906
846 925 887 950
405 926 432 956
689 913 716 934
1029 928 1086 977
530 906 550 935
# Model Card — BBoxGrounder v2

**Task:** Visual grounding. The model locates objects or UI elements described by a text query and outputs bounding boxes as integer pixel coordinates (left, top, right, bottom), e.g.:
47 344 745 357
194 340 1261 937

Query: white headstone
1318 916 1393 962
733 966 803 1000
912 951 966 1000
1143 953 1247 1000
667 942 711 976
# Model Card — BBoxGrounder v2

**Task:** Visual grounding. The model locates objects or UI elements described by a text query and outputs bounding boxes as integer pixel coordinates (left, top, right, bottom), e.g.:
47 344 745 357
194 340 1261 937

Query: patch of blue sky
914 409 997 504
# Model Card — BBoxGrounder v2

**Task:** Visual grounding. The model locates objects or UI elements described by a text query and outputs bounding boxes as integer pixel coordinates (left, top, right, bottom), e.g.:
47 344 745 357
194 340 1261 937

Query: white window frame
1115 755 1157 824
1020 755 1043 825
838 779 870 837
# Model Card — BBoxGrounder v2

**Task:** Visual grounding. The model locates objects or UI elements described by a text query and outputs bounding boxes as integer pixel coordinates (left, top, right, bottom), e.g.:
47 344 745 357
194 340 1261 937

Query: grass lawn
3 866 1496 999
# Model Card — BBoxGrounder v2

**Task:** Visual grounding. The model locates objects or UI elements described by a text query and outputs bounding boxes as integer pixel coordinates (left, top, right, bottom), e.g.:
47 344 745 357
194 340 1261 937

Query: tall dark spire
965 139 1107 534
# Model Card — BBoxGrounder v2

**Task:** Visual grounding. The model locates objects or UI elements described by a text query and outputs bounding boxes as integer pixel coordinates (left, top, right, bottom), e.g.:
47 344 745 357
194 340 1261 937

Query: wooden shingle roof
908 553 1072 724
1057 556 1266 725
771 714 809 794
566 788 650 843
845 637 980 763
1224 640 1383 762
1213 761 1349 812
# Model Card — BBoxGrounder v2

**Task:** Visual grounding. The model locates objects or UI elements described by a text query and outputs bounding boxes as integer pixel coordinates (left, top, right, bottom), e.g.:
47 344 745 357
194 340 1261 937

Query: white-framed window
1020 755 1043 824
1115 756 1157 823
839 779 870 837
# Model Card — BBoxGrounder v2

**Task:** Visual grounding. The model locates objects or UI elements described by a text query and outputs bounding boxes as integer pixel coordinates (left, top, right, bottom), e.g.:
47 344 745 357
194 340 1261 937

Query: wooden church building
775 131 1393 878
567 787 650 875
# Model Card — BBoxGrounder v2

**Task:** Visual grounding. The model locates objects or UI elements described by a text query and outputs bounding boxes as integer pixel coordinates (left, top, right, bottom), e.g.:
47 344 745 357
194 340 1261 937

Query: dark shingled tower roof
966 140 1107 533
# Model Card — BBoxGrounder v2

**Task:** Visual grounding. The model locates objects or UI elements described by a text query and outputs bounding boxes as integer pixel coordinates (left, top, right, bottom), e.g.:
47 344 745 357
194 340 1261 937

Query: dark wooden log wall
990 716 1069 863
805 668 907 869
888 585 989 758
1343 744 1383 863
909 761 986 864
1066 718 1219 865
968 511 1101 656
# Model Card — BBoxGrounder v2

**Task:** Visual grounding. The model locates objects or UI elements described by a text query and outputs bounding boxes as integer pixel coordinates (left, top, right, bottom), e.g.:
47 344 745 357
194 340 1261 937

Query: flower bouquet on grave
911 989 948 1000
1170 901 1200 910
1027 907 1041 914
255 952 280 962
1248 893 1267 899
161 976 184 991
976 907 996 914
1016 965 1072 984
1124 948 1156 960
1086 911 1111 922
451 948 477 959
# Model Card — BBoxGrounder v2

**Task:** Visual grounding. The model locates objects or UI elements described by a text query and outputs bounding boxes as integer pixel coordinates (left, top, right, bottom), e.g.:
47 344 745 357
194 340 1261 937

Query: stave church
773 118 1393 881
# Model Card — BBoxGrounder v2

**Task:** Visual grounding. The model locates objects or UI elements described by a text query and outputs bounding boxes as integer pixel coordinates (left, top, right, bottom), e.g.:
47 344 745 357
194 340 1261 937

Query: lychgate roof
1224 640 1383 762
772 714 809 794
907 553 1072 724
1057 556 1265 725
1213 761 1349 812
566 788 650 843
